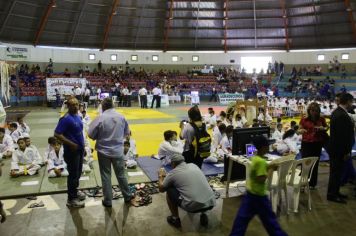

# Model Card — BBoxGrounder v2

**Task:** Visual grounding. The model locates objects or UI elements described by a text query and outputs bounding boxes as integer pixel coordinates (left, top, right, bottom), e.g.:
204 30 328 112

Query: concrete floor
0 106 356 236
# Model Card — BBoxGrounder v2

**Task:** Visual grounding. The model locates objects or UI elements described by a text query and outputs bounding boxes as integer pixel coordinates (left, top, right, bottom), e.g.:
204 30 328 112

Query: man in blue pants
55 97 86 208
230 135 287 236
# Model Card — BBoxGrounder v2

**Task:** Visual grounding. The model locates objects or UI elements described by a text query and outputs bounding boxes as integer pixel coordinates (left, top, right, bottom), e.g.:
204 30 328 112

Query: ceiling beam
253 0 257 48
280 0 290 51
33 0 56 46
312 0 321 47
344 0 356 42
194 0 201 49
101 0 120 51
134 0 148 49
0 1 17 36
164 0 174 52
69 0 89 46
223 0 229 53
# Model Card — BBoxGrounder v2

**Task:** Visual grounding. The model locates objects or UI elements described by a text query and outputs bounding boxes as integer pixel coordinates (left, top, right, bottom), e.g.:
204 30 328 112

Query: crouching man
158 154 216 228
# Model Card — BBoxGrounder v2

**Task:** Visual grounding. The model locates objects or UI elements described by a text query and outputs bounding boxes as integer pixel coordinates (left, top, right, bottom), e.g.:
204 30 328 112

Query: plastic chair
268 157 295 214
286 156 318 213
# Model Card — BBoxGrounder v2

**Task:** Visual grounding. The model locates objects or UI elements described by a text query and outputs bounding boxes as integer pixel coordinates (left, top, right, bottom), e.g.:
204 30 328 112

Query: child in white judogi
82 133 93 173
10 137 42 177
16 117 30 134
126 131 138 157
43 137 57 164
81 110 91 132
8 123 22 144
157 130 183 166
124 141 137 169
204 123 226 163
272 123 284 141
0 128 14 160
47 140 69 178
23 134 44 165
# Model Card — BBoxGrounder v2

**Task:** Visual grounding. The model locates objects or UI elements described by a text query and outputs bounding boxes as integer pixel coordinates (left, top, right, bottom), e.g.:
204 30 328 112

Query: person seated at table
204 107 217 129
157 130 183 166
230 135 287 236
126 131 138 158
124 141 137 169
0 128 14 160
47 139 69 178
10 137 42 177
8 122 22 144
272 123 284 141
273 129 298 155
233 113 247 128
158 154 216 228
16 117 30 134
251 119 260 128
23 134 44 166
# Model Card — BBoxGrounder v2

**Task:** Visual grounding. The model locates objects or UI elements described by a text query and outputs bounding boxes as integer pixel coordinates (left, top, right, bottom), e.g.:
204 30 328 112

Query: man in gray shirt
158 154 216 228
88 98 132 207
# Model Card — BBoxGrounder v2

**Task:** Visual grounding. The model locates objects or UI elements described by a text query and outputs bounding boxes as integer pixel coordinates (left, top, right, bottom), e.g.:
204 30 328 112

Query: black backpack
190 122 211 159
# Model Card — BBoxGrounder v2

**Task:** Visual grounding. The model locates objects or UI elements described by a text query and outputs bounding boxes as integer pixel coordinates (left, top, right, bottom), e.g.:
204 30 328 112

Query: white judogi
9 129 22 143
272 130 284 141
275 137 298 155
43 144 54 162
17 122 30 134
11 147 42 176
28 144 43 165
0 134 14 159
124 149 137 168
47 147 69 178
158 140 184 166
128 138 137 156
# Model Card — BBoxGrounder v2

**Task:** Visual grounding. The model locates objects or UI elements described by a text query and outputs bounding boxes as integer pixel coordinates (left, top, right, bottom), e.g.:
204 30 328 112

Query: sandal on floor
28 201 44 208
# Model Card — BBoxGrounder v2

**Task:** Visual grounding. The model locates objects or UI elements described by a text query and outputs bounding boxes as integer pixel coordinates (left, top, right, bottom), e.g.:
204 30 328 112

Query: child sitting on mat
157 130 184 166
43 136 57 164
0 127 14 160
8 122 22 144
126 131 138 158
10 137 42 177
230 135 287 236
23 134 44 166
124 141 137 169
47 139 69 178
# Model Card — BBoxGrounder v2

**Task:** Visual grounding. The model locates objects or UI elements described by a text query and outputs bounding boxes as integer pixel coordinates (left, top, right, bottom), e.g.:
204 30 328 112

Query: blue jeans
97 152 131 205
230 192 287 236
63 149 84 201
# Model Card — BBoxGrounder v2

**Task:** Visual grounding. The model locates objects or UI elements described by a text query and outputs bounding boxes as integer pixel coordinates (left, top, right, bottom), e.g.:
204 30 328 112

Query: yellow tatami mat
86 108 174 120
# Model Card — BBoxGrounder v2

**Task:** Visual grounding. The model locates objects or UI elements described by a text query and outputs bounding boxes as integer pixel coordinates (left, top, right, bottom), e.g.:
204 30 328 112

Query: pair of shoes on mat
167 216 181 228
66 199 85 208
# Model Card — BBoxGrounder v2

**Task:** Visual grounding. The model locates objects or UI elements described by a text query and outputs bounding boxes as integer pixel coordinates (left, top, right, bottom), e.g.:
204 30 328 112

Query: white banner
218 93 244 104
46 78 87 101
5 47 28 60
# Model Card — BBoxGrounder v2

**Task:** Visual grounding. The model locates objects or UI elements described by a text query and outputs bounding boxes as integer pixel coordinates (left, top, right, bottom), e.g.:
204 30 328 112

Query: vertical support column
223 0 229 53
164 0 174 52
280 0 290 51
345 0 356 42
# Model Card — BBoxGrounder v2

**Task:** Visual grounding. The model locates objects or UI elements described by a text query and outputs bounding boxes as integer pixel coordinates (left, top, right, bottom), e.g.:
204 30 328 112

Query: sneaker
200 213 208 227
66 199 85 208
77 191 86 201
167 216 181 228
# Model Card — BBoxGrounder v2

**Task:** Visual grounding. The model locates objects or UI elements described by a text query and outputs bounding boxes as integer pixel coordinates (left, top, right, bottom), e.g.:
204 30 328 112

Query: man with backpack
180 106 211 169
